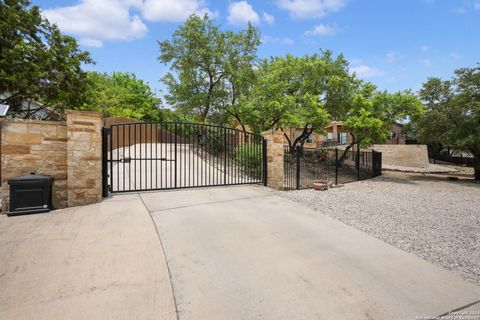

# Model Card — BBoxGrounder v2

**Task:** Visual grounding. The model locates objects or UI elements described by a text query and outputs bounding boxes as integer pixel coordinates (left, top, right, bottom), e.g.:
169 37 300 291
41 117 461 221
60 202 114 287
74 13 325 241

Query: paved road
141 186 480 320
1 185 479 319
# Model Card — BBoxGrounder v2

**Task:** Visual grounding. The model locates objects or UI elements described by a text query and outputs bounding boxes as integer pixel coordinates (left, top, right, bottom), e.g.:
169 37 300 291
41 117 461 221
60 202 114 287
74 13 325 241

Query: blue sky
35 0 480 98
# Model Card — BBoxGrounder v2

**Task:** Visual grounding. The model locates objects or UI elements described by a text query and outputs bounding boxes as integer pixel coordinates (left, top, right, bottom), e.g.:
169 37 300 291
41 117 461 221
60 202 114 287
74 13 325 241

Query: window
306 134 313 144
327 132 333 140
339 132 348 144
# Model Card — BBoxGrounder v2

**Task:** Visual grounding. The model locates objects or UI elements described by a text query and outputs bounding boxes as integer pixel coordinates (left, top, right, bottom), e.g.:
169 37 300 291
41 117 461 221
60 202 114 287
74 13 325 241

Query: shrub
235 143 263 178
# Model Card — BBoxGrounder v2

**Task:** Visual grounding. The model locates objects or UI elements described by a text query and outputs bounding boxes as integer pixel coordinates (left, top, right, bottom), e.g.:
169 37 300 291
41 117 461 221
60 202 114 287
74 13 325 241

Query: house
235 120 407 148
386 122 406 144
282 121 351 148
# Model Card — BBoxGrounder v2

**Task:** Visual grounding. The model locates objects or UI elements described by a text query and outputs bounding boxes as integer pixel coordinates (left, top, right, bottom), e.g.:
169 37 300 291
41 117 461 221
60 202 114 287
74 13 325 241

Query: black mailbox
8 173 53 216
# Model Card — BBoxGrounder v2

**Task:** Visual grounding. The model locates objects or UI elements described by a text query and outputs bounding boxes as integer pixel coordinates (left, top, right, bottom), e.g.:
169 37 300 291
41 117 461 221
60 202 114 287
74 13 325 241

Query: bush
235 143 263 178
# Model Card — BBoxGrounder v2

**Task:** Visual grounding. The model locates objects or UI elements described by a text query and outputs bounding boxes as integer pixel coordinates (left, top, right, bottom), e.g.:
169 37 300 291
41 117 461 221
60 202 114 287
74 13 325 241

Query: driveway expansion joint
137 193 180 320
147 194 275 214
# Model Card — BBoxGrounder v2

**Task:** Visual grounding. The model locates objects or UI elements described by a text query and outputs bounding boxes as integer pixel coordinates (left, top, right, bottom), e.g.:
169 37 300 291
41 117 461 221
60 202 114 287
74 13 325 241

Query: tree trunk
337 140 357 165
473 151 480 181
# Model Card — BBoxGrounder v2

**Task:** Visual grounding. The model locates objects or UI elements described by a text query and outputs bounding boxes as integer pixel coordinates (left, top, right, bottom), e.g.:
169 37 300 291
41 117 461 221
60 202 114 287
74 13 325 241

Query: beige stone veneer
1 110 103 212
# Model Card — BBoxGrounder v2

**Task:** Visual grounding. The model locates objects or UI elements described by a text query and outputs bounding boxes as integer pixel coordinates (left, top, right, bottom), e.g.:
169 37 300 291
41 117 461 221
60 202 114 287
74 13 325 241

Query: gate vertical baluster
110 125 113 192
296 147 301 190
123 125 125 191
144 123 148 189
117 126 119 192
139 124 142 190
357 144 361 181
263 138 267 186
174 123 178 188
102 127 109 197
335 148 339 185
223 128 228 184
155 124 158 189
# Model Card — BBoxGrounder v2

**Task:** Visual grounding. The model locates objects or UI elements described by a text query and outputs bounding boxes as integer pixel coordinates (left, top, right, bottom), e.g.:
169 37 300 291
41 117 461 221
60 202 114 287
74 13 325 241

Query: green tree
415 65 480 180
158 14 260 124
245 51 355 149
342 84 422 156
0 0 92 118
81 72 164 121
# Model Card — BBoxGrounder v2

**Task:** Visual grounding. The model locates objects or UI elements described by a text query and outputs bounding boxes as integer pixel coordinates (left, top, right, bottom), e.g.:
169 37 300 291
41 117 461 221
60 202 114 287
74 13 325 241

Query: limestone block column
262 131 285 190
66 110 103 207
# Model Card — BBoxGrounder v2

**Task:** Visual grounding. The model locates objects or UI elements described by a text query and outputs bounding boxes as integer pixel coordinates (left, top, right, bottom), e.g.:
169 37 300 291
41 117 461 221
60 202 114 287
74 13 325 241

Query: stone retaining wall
1 110 103 212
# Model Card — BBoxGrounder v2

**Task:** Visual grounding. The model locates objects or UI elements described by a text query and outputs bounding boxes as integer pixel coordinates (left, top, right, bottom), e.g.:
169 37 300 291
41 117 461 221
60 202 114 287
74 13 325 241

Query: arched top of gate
107 121 264 139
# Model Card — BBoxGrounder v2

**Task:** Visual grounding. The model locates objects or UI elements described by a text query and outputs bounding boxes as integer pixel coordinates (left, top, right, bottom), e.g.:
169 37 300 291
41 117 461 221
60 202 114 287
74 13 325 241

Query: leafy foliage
81 72 164 121
415 65 480 179
235 143 263 178
343 84 423 148
244 51 356 148
0 0 92 118
158 14 260 125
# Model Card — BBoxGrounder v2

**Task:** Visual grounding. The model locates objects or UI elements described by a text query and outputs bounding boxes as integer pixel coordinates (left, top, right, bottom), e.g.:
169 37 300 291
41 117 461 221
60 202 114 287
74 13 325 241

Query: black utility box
7 173 53 216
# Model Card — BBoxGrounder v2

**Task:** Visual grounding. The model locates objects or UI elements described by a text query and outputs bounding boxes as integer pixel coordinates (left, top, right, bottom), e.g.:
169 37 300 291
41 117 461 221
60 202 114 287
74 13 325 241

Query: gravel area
267 172 480 285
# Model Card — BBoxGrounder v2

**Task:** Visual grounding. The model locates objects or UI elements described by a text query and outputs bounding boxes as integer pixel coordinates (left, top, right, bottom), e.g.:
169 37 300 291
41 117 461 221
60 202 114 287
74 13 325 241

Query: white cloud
79 38 103 47
227 1 260 26
304 23 337 36
262 12 275 24
43 0 148 47
276 0 346 19
420 59 432 67
141 0 216 22
385 50 403 63
420 45 430 52
42 0 216 47
474 1 480 10
450 52 461 60
261 35 295 45
350 65 384 78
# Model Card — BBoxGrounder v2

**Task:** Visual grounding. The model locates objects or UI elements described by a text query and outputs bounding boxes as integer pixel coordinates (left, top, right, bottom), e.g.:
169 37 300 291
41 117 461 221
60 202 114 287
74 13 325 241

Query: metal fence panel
105 122 266 193
284 146 382 190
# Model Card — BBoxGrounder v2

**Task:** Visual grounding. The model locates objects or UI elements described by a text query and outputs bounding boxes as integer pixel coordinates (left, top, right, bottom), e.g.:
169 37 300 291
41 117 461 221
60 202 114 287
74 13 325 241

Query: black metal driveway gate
102 122 266 194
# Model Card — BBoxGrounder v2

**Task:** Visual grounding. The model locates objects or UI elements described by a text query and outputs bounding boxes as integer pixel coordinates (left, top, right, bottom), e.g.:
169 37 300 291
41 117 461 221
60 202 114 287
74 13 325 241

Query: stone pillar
66 110 103 207
262 130 285 190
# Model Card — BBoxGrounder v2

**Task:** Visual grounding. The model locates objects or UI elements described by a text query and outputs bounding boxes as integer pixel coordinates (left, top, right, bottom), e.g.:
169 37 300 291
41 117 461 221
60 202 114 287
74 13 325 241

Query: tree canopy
414 65 480 179
81 72 165 121
0 0 92 118
244 51 356 148
158 14 260 124
343 84 423 148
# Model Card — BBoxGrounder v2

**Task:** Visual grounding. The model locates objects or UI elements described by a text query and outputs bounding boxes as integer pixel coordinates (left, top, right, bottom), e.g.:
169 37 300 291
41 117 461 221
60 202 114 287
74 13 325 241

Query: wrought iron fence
430 152 474 167
284 146 382 190
104 122 266 193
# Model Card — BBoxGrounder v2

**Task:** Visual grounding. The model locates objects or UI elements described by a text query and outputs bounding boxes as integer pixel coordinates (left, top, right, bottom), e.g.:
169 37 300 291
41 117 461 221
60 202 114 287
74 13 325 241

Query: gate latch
121 157 132 163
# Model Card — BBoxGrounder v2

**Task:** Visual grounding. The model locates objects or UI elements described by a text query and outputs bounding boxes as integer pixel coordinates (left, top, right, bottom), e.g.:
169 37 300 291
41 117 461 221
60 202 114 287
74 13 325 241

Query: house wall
386 123 406 144
1 110 103 213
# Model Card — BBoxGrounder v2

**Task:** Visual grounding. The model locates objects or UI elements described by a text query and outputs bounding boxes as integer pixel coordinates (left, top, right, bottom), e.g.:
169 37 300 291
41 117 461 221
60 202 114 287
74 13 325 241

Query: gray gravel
266 172 480 285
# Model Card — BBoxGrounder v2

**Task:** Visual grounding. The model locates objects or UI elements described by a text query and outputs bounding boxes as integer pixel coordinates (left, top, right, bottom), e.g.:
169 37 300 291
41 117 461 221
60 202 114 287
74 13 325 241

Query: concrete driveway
141 186 480 320
0 194 176 320
1 185 480 320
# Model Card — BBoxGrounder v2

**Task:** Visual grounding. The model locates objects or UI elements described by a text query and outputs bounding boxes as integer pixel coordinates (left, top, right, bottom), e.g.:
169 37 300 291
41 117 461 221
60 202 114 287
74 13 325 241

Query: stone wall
371 144 429 168
1 110 103 213
262 131 285 190
66 110 103 207
1 119 68 211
